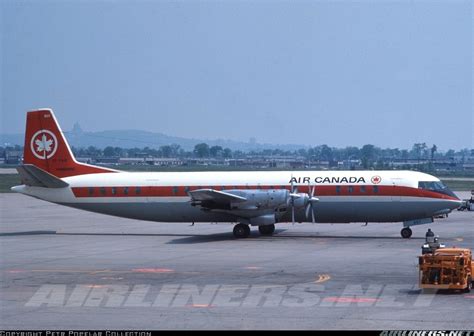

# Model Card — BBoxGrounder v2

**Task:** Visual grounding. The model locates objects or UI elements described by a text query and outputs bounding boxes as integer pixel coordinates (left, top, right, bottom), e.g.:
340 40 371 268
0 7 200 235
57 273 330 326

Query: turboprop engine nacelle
228 189 289 210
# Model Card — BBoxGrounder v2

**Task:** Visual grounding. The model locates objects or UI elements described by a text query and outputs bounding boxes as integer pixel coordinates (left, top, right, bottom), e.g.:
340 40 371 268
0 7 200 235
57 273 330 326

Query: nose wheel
401 227 412 239
233 223 250 238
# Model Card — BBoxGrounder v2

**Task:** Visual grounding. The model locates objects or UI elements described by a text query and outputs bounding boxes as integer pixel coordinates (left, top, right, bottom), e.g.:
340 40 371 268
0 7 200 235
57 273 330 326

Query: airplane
12 109 462 239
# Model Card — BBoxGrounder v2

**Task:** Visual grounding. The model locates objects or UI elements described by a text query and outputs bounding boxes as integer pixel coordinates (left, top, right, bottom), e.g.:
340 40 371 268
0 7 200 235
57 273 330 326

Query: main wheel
258 224 275 235
401 227 412 239
233 223 250 238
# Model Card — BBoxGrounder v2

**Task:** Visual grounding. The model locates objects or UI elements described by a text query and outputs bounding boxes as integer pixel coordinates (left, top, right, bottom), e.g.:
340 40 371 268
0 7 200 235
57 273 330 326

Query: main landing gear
258 224 275 235
401 227 412 239
233 223 251 238
232 223 276 238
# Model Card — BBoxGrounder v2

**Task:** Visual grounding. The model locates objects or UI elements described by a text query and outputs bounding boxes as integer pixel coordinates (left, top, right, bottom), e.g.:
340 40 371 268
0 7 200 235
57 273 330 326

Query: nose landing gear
401 217 434 239
401 227 412 239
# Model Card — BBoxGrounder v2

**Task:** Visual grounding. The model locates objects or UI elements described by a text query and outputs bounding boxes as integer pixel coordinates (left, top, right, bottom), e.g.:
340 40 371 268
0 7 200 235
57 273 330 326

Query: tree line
3 142 472 164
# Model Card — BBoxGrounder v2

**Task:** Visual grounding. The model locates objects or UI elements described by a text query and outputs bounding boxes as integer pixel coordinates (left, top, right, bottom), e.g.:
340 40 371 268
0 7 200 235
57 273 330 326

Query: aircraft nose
451 190 461 201
448 198 462 210
451 190 463 209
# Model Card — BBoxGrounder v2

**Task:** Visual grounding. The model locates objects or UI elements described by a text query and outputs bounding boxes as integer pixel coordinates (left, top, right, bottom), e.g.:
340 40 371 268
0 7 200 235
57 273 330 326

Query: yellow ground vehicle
419 248 474 292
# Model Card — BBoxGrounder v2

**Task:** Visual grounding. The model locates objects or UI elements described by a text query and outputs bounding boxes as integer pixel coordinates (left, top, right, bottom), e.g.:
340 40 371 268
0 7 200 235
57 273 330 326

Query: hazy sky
1 0 473 150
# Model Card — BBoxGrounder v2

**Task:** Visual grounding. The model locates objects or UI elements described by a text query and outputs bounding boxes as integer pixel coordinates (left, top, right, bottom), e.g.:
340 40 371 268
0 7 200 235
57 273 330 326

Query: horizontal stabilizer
16 164 69 188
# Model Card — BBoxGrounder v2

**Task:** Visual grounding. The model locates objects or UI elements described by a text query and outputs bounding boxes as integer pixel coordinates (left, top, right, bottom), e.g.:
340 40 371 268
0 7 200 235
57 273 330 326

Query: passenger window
184 186 190 193
172 186 179 195
124 187 129 195
111 187 117 195
360 186 366 193
348 186 354 193
100 187 106 196
373 186 379 193
336 186 341 194
88 187 94 196
135 187 141 195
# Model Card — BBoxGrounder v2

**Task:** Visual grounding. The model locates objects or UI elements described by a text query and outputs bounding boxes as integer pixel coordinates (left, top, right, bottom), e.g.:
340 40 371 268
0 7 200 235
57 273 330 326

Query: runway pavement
1 193 473 330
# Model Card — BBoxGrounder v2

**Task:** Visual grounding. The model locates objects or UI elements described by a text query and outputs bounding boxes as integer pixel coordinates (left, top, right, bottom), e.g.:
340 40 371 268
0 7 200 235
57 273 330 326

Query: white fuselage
13 170 461 225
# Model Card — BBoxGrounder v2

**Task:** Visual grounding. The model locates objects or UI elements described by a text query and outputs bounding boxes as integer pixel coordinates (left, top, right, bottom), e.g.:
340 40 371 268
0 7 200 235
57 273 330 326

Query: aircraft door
145 180 160 203
391 178 402 201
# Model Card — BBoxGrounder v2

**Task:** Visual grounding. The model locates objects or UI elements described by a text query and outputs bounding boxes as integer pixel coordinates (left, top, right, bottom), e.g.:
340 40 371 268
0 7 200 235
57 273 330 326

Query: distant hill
0 129 306 151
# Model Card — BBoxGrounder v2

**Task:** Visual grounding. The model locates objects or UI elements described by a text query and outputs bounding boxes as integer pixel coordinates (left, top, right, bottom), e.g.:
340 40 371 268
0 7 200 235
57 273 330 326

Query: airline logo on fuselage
30 129 58 160
371 175 382 184
289 176 366 184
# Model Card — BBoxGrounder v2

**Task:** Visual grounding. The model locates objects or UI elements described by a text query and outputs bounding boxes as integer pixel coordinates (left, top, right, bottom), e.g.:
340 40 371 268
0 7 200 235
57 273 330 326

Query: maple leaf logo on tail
35 135 54 153
30 130 58 160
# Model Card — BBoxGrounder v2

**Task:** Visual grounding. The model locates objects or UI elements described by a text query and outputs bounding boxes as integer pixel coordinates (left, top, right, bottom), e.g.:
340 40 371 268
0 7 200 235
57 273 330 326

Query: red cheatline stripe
71 185 458 201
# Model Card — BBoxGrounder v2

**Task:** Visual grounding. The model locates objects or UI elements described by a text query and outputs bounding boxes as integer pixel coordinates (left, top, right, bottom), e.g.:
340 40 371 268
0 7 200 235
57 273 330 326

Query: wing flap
188 189 247 203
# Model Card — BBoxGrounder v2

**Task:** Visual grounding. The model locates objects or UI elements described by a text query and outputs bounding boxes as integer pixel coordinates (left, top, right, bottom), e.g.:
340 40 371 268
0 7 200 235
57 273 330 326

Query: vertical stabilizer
23 109 117 178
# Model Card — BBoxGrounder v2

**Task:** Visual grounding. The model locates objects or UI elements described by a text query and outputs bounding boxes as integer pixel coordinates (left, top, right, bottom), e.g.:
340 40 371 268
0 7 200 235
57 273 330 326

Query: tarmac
1 192 473 330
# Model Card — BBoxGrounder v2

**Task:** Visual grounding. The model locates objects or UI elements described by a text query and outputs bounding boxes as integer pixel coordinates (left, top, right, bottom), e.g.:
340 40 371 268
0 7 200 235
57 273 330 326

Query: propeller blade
290 174 299 225
305 203 316 224
305 203 310 218
291 176 298 194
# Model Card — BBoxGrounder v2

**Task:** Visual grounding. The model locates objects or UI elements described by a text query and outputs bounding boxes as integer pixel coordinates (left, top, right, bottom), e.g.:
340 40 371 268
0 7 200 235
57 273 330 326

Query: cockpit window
418 181 446 191
418 181 458 198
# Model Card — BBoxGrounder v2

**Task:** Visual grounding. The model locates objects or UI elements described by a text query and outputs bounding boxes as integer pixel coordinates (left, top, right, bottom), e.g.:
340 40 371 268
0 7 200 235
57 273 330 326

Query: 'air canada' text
289 176 366 184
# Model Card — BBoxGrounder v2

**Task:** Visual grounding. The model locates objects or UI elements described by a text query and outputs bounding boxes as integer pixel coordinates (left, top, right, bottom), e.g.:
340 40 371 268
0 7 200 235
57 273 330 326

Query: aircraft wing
188 189 247 203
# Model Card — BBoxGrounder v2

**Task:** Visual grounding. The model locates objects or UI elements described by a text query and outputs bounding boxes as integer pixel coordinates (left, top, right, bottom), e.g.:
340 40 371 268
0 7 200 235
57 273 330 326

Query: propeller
304 181 319 223
287 176 319 225
288 176 300 225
